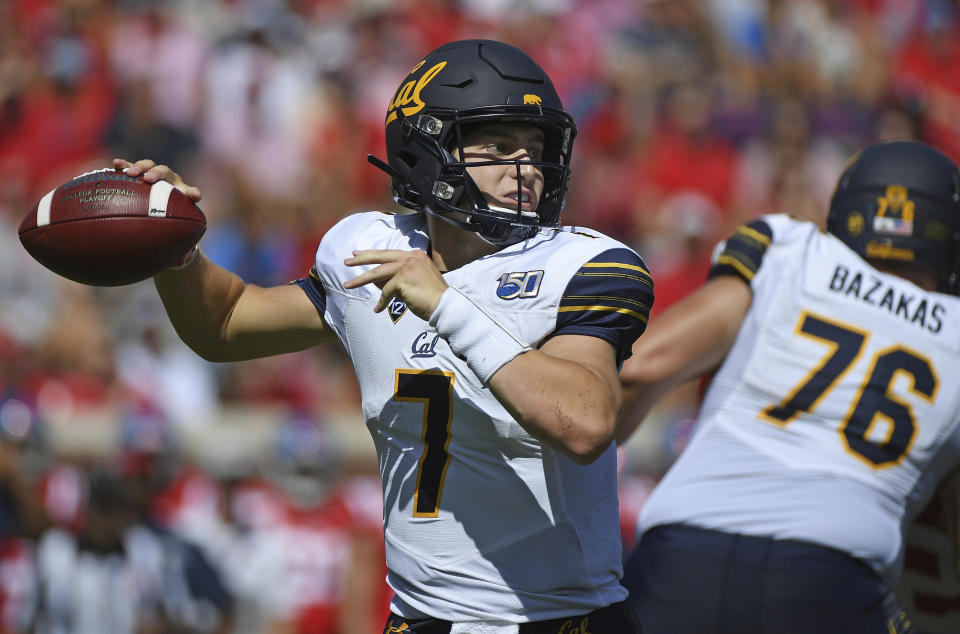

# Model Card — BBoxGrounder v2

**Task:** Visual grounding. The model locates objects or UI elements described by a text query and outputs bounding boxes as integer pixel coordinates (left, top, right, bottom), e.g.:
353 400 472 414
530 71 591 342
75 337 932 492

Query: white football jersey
639 214 960 584
297 212 652 621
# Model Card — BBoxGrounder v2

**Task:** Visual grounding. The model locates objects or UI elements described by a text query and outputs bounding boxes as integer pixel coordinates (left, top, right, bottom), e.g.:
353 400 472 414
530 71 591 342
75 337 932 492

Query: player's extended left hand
344 249 448 320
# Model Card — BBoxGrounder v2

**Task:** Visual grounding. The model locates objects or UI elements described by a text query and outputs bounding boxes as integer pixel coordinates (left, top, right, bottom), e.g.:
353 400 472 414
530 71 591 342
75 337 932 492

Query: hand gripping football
18 168 206 286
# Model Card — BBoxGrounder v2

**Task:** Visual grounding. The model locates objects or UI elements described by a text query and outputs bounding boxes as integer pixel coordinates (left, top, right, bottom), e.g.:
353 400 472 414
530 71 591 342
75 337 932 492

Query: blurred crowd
1 0 960 632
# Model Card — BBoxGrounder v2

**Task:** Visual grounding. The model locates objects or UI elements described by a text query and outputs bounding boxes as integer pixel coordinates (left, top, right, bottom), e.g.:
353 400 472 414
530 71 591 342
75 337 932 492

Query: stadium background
0 0 959 632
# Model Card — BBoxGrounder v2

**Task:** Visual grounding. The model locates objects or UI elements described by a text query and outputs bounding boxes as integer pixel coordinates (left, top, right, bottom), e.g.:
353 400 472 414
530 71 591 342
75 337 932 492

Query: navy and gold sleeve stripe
708 219 773 283
293 265 327 313
555 248 654 364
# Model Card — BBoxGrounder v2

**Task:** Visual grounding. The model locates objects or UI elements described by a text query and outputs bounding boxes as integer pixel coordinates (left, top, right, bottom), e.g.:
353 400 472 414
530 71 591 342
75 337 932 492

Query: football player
617 139 960 633
117 39 650 632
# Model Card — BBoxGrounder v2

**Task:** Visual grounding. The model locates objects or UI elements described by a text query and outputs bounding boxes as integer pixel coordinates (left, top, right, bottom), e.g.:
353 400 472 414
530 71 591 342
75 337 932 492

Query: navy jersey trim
293 265 327 313
555 248 654 364
708 219 774 283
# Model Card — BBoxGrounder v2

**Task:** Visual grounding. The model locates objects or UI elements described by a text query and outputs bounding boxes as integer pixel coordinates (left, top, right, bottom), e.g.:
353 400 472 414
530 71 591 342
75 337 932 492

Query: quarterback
119 40 649 632
618 140 960 633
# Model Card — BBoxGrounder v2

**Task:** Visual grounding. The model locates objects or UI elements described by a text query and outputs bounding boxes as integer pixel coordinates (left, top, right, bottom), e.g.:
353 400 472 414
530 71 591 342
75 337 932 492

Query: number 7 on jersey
394 369 456 517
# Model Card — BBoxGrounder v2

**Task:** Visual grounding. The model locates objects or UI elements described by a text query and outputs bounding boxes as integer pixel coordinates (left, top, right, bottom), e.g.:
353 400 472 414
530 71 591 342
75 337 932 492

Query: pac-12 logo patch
388 297 408 323
496 270 544 300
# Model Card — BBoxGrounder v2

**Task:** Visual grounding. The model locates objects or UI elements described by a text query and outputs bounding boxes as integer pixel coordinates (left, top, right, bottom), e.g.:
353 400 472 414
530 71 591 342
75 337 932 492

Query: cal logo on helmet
523 94 542 105
385 61 447 126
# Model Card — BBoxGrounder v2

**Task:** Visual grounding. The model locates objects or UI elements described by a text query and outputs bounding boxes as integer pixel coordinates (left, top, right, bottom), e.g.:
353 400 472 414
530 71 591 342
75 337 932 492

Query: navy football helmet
368 39 577 246
827 140 960 295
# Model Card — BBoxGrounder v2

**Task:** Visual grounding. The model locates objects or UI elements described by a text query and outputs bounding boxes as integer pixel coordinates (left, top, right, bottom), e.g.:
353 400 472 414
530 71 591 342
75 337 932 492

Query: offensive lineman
617 140 960 633
118 40 649 632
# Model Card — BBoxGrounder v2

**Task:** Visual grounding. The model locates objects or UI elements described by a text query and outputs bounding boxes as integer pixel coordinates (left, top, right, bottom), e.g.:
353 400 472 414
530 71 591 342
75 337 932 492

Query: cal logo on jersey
385 618 409 633
411 332 440 358
388 297 408 323
496 270 544 299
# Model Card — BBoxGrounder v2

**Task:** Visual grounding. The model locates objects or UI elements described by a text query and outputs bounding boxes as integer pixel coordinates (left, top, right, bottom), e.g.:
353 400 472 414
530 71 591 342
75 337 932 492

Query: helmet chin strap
425 205 537 248
487 203 540 221
471 216 538 247
473 204 539 247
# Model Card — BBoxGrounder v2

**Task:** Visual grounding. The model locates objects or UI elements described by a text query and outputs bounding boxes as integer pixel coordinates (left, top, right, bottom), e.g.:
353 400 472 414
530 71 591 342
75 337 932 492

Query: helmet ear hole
397 151 419 169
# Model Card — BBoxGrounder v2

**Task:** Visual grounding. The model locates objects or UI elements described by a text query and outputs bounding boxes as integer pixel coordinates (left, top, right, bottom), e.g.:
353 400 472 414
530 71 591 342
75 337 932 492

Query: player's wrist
429 287 531 384
167 244 200 271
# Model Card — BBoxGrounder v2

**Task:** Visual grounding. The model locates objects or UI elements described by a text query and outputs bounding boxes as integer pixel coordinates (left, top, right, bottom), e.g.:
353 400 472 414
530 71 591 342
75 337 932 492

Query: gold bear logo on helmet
523 94 543 105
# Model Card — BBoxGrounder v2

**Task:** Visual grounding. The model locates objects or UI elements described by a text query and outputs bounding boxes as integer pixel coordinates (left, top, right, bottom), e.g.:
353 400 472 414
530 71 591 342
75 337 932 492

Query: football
18 168 206 286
